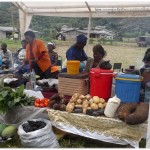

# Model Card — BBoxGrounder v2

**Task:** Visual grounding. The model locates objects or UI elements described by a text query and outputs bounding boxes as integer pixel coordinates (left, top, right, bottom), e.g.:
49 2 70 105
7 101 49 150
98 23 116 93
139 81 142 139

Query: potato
93 96 100 104
66 103 75 113
49 100 56 108
72 93 80 99
83 108 87 114
103 102 107 108
117 103 138 121
76 99 82 104
60 104 67 111
125 103 149 125
82 100 89 108
51 94 61 102
70 97 77 103
99 98 105 104
98 103 104 109
79 95 85 100
91 103 99 110
89 98 93 104
61 99 70 105
85 94 91 100
53 103 60 110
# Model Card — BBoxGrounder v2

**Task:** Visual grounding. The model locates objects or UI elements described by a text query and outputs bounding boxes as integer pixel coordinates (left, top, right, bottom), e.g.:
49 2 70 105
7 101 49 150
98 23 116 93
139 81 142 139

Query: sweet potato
125 103 149 125
116 103 138 121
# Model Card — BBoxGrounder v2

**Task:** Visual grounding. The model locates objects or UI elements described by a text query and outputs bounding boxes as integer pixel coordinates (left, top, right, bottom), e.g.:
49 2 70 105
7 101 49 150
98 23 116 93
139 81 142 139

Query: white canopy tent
13 0 150 53
14 1 150 147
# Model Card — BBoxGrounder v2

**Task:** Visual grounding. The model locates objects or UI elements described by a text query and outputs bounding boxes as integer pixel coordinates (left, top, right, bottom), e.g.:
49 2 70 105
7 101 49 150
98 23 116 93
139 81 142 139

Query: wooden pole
9 2 16 42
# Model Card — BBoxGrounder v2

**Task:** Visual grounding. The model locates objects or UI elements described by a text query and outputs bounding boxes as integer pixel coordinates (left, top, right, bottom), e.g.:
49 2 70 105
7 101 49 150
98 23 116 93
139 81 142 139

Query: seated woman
47 42 59 78
131 48 150 76
84 44 111 73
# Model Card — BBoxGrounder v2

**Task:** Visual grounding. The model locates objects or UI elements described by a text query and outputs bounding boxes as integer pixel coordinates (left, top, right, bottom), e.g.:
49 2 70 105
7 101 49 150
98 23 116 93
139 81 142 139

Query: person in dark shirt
64 34 88 72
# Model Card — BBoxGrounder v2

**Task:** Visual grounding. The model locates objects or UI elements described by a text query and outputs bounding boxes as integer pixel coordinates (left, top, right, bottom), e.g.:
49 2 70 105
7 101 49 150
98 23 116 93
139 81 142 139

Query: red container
90 68 113 99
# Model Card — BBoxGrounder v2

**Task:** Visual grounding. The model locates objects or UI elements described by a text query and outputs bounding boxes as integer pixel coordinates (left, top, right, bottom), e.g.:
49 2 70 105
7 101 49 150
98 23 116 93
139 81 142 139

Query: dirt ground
55 41 147 70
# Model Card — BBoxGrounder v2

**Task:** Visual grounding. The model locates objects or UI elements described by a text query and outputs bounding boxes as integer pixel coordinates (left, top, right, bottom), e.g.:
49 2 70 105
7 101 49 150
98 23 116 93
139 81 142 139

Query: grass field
0 132 146 148
0 38 148 148
0 38 147 70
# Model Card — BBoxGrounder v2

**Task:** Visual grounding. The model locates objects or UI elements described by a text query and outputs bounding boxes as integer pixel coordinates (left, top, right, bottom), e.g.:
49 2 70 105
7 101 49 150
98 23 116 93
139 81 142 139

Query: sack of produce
18 118 59 148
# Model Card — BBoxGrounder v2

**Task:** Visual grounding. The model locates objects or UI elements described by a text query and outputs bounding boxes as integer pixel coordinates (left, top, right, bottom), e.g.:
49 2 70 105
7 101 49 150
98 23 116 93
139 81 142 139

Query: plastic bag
0 106 48 127
18 118 59 148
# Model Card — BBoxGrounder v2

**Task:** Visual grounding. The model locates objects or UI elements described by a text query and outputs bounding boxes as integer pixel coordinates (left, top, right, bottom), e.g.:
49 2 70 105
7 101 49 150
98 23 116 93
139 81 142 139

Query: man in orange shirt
23 31 51 79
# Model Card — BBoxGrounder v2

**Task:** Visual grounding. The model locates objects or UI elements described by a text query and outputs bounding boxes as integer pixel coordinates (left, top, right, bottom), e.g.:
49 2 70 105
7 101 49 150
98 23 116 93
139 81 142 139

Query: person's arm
83 58 94 73
38 51 46 60
66 48 76 60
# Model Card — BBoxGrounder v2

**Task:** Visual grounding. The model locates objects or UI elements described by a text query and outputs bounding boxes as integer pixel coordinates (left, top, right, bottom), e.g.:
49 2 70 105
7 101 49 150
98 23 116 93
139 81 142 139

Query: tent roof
14 0 150 18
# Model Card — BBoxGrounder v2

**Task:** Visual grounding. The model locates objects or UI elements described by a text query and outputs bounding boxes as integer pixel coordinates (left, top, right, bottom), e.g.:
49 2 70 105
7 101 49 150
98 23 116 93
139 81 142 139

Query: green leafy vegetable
0 84 36 114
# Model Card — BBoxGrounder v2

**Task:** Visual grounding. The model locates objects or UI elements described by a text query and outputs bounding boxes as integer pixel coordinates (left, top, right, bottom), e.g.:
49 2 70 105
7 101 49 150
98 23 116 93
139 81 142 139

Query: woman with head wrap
47 42 58 66
47 42 59 78
65 34 88 72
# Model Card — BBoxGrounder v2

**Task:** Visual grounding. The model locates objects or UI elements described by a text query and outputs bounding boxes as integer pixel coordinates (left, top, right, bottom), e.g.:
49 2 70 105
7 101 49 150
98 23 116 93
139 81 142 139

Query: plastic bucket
66 60 80 75
90 68 113 99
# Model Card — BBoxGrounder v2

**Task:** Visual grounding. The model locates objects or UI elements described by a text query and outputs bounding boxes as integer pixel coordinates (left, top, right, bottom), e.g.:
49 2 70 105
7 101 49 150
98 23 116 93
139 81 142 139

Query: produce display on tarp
47 109 147 148
0 70 148 148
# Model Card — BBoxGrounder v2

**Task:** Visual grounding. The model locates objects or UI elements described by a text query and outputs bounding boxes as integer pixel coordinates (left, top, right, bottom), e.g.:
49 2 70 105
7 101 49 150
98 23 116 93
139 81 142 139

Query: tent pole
19 9 26 40
85 1 92 56
146 104 150 148
25 14 33 31
86 15 91 56
19 9 33 40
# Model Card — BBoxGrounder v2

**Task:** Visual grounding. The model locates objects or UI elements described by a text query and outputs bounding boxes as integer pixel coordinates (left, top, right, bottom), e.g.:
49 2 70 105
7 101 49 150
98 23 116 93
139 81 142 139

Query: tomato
34 102 40 107
39 103 44 108
44 98 49 103
35 98 40 104
40 98 45 104
44 102 49 107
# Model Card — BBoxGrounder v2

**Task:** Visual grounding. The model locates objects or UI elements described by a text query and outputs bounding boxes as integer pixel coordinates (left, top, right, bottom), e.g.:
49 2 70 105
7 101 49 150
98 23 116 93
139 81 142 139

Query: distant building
0 26 18 39
56 29 84 41
56 26 115 40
